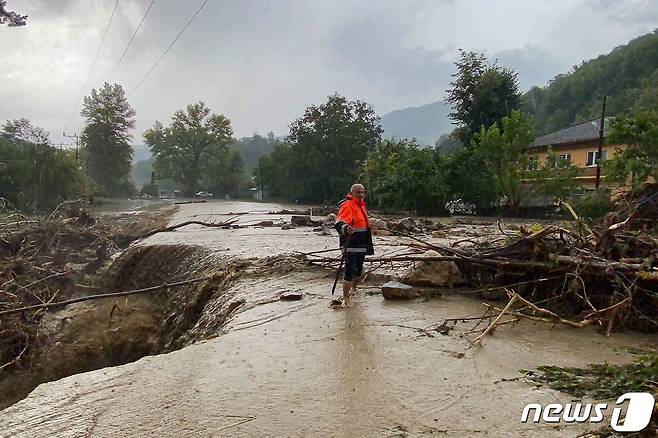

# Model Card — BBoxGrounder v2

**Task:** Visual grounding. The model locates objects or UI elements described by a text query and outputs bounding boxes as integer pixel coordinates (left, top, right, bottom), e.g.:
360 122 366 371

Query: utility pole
63 132 80 162
595 95 607 190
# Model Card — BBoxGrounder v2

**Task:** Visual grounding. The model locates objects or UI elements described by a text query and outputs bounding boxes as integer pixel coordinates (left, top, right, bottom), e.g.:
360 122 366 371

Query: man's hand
346 225 354 235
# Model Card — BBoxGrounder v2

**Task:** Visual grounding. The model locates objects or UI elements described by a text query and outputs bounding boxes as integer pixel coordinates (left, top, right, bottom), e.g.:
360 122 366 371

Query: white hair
350 183 364 193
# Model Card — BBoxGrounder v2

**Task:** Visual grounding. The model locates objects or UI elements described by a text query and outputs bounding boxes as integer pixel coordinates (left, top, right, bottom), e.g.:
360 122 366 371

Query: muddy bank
0 242 310 409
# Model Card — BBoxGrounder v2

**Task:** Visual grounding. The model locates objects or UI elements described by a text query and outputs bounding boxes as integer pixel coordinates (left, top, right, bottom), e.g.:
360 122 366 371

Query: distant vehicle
445 199 476 215
195 191 213 198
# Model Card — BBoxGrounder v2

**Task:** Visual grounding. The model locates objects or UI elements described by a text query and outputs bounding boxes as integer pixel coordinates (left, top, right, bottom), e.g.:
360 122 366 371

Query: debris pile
0 202 176 374
426 190 658 336
304 187 658 337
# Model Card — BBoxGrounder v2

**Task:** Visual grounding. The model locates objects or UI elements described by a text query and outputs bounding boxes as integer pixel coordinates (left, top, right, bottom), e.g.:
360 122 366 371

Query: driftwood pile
440 191 656 337
305 188 658 338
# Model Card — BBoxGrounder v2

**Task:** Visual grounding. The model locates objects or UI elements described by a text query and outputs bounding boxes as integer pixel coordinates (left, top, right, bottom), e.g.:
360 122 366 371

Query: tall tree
0 1 27 26
81 83 136 196
144 102 234 196
446 50 521 144
287 93 383 202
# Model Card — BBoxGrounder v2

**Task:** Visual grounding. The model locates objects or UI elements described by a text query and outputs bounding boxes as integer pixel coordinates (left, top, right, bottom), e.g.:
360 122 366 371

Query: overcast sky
1 0 657 145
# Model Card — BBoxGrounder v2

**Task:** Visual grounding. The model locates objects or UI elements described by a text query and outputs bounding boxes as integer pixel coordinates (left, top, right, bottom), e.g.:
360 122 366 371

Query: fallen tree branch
135 219 239 240
471 293 519 346
0 276 212 316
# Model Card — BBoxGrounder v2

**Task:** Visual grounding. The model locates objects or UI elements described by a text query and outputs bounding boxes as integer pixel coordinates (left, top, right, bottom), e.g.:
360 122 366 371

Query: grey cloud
493 46 570 91
1 0 656 145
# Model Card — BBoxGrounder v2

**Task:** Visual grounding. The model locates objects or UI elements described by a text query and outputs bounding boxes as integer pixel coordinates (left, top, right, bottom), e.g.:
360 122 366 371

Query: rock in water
281 224 292 230
381 281 418 300
401 250 464 288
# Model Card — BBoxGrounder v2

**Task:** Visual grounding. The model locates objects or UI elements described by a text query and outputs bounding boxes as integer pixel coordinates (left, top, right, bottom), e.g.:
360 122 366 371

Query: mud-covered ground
1 200 656 437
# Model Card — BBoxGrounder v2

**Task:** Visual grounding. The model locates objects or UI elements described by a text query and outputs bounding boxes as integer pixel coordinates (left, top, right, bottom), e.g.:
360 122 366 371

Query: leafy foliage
361 139 451 215
605 111 658 189
527 147 583 200
144 102 242 196
81 83 136 197
446 50 521 145
526 353 658 399
524 30 658 135
0 119 82 212
0 1 26 26
258 93 383 203
229 133 280 169
468 110 534 213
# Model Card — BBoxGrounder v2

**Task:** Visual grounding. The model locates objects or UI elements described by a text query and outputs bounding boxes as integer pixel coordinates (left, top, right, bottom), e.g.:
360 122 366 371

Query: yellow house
528 118 627 190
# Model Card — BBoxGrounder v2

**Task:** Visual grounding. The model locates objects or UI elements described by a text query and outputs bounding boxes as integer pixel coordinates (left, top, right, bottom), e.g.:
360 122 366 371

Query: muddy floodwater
1 200 656 437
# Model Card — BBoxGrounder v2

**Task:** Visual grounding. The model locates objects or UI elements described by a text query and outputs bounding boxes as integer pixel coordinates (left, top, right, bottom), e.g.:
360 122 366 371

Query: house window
554 153 571 168
526 156 539 171
587 150 608 166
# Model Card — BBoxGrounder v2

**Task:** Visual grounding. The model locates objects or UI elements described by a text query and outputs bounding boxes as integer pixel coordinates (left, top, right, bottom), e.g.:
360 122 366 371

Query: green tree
527 147 582 200
523 30 658 135
230 133 280 169
144 102 234 196
605 111 658 189
446 50 521 145
360 138 412 208
0 1 26 26
286 93 383 202
256 142 294 198
81 83 136 196
364 140 451 215
470 110 534 214
1 119 82 212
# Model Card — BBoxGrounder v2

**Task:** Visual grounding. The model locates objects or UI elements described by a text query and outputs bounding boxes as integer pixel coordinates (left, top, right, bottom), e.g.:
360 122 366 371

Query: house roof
531 117 612 147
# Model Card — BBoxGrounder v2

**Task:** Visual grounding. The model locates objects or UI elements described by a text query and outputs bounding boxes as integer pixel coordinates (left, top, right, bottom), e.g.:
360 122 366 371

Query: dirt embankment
0 238 309 409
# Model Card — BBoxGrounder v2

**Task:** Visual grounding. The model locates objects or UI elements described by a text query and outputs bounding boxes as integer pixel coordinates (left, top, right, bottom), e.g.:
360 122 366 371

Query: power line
109 0 157 79
128 0 209 98
64 0 120 133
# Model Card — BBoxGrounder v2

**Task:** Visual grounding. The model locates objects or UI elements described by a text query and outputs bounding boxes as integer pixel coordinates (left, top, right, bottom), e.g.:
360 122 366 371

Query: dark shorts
344 253 366 281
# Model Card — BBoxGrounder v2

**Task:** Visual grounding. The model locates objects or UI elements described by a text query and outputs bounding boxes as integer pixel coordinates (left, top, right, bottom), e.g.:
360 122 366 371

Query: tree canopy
446 50 521 145
524 30 658 135
144 101 240 196
1 119 81 212
605 111 658 189
81 83 136 197
0 1 26 26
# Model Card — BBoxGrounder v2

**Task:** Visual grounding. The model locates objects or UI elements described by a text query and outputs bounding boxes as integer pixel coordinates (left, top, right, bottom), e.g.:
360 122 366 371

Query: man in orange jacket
334 183 374 306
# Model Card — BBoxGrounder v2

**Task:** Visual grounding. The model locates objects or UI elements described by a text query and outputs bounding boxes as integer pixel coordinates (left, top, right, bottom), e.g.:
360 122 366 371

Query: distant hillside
380 100 453 146
132 144 151 162
524 30 658 135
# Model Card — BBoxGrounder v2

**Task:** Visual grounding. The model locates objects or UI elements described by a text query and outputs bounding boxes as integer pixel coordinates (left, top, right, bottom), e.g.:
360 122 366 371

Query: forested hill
380 100 452 146
523 30 658 135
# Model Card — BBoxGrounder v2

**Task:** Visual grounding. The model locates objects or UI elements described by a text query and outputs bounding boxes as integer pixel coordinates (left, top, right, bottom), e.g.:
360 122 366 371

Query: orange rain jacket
334 194 374 255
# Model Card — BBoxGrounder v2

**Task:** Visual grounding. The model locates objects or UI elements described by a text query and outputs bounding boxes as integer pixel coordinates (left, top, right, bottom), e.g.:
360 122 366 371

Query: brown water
1 200 655 437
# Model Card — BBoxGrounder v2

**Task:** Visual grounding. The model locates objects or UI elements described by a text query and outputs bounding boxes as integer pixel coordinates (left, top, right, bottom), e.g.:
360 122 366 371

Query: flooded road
1 200 656 437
